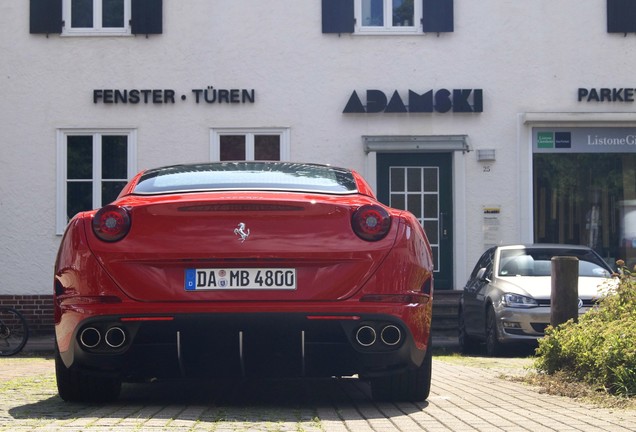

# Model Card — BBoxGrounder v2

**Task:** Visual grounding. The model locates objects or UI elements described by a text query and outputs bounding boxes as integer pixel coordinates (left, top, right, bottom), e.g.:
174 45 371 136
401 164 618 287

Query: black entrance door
376 153 453 290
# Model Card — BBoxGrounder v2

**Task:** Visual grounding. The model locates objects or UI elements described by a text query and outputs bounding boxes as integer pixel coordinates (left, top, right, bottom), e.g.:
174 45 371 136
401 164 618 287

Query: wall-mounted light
477 149 496 162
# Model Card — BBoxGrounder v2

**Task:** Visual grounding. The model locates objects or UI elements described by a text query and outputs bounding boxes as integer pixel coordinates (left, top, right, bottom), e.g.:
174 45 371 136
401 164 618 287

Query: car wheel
458 308 480 354
55 343 121 402
485 306 503 357
370 339 432 402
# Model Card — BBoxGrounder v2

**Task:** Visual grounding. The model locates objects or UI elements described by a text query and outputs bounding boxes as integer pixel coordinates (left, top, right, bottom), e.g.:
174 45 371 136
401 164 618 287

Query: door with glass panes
377 153 453 290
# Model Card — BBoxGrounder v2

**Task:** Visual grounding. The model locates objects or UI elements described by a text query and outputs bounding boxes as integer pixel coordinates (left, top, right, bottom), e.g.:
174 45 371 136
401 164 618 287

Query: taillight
351 204 391 241
92 205 131 242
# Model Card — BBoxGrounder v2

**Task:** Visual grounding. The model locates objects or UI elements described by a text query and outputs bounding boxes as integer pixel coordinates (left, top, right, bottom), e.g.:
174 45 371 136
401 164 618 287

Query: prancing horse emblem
234 222 250 242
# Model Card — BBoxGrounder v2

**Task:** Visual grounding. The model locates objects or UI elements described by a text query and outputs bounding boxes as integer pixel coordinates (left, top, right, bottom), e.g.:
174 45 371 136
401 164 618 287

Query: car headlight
502 293 538 308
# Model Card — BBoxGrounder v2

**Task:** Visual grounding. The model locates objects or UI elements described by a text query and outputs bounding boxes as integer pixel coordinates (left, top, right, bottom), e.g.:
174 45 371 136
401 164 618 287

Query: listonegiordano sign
533 127 636 153
92 86 256 104
343 88 483 113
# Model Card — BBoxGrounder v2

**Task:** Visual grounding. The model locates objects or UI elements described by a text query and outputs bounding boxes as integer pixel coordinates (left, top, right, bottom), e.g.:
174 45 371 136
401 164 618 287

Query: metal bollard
551 256 579 327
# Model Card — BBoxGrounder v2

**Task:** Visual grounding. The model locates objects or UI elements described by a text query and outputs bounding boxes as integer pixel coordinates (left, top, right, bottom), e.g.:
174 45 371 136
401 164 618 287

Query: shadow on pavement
9 376 428 422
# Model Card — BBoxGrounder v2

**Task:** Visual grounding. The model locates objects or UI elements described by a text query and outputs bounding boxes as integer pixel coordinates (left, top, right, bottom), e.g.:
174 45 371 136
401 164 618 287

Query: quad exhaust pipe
79 326 127 349
79 327 101 348
105 327 127 348
80 322 400 351
380 325 402 346
355 324 402 348
355 325 377 347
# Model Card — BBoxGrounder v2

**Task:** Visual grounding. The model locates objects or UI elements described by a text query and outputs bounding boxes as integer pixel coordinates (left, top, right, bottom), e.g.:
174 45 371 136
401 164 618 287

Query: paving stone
2 343 636 431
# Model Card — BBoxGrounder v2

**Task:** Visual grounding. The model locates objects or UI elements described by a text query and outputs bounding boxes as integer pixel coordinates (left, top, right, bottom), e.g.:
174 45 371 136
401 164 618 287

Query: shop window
30 0 162 35
210 129 290 162
321 0 453 34
56 130 136 234
533 128 636 268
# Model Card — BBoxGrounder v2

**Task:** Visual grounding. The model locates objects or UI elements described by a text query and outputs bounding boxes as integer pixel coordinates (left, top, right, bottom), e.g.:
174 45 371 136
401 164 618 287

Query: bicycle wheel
0 308 29 356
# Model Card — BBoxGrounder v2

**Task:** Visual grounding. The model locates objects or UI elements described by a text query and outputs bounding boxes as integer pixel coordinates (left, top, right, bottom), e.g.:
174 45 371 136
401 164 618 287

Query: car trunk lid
85 193 397 302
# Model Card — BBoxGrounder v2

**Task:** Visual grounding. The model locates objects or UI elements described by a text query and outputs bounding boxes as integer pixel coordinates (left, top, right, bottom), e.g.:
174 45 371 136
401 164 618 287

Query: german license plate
185 268 296 290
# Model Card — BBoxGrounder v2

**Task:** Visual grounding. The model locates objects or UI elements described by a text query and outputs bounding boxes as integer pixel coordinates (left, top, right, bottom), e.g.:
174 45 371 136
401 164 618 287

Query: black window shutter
422 0 454 33
29 0 62 34
608 0 636 33
322 0 354 33
131 0 163 35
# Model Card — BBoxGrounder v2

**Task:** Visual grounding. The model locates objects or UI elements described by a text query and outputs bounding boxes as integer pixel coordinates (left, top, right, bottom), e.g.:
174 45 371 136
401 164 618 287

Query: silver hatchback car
458 244 615 356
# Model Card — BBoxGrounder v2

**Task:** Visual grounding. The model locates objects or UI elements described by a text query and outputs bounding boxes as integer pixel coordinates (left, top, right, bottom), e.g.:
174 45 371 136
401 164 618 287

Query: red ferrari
54 162 434 402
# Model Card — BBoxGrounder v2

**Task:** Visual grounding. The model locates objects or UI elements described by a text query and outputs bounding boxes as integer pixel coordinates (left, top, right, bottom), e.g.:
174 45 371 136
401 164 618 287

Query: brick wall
0 295 54 335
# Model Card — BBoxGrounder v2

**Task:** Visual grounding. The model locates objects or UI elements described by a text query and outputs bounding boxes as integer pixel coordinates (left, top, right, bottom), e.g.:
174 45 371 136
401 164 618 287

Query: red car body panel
85 192 397 302
53 162 434 400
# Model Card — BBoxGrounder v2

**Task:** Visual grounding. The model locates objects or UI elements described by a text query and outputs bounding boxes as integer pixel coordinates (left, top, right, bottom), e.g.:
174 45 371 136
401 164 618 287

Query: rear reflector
306 315 361 321
120 316 175 322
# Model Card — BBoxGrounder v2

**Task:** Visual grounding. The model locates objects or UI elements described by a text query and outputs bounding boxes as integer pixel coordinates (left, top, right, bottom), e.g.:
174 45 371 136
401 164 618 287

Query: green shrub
534 262 636 396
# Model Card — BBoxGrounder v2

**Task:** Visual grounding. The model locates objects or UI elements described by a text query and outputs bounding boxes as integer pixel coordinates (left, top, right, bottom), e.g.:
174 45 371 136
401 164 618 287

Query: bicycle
0 307 29 356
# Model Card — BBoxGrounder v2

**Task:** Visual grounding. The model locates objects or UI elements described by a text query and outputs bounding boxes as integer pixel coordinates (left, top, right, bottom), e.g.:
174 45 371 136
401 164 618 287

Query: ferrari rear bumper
57 312 428 381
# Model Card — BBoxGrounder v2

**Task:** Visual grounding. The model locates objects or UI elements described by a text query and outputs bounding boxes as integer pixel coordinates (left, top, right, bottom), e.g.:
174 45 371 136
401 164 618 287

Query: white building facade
2 1 636 330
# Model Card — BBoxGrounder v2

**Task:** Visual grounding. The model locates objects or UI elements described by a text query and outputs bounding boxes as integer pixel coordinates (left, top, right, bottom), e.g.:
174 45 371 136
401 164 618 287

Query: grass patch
434 353 534 371
512 371 636 410
435 350 636 410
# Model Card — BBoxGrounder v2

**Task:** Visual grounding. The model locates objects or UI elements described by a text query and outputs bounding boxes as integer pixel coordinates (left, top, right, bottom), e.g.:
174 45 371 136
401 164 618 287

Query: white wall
2 1 636 294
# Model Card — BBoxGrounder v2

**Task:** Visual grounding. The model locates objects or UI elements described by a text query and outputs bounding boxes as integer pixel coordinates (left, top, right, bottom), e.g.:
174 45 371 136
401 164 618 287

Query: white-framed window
210 128 291 161
62 0 131 36
356 0 422 34
56 129 137 234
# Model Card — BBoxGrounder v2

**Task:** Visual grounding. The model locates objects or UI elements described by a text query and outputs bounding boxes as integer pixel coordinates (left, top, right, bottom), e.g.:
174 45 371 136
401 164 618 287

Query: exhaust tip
355 325 377 347
105 327 127 348
380 325 402 346
79 327 101 348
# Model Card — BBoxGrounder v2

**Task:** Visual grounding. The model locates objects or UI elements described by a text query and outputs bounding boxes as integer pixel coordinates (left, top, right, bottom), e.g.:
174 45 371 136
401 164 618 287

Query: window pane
390 193 405 210
220 136 246 161
254 135 280 160
71 0 93 28
431 245 439 271
67 182 92 220
407 194 422 218
407 168 421 191
362 0 383 26
424 220 439 244
67 136 93 179
393 0 414 26
424 194 438 218
390 167 405 192
102 135 128 179
103 0 124 28
102 181 127 205
423 168 438 192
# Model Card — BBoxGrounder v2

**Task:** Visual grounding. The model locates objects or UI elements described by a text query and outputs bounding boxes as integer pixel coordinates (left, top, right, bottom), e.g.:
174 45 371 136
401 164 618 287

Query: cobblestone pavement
1 342 636 431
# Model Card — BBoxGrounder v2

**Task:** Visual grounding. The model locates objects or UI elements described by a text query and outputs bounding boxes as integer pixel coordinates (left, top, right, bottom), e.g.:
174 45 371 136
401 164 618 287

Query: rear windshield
133 162 358 195
498 248 612 278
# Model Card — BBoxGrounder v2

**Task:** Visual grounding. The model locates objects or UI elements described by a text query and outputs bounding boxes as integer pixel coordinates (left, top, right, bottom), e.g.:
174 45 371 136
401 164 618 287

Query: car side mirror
476 267 490 282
